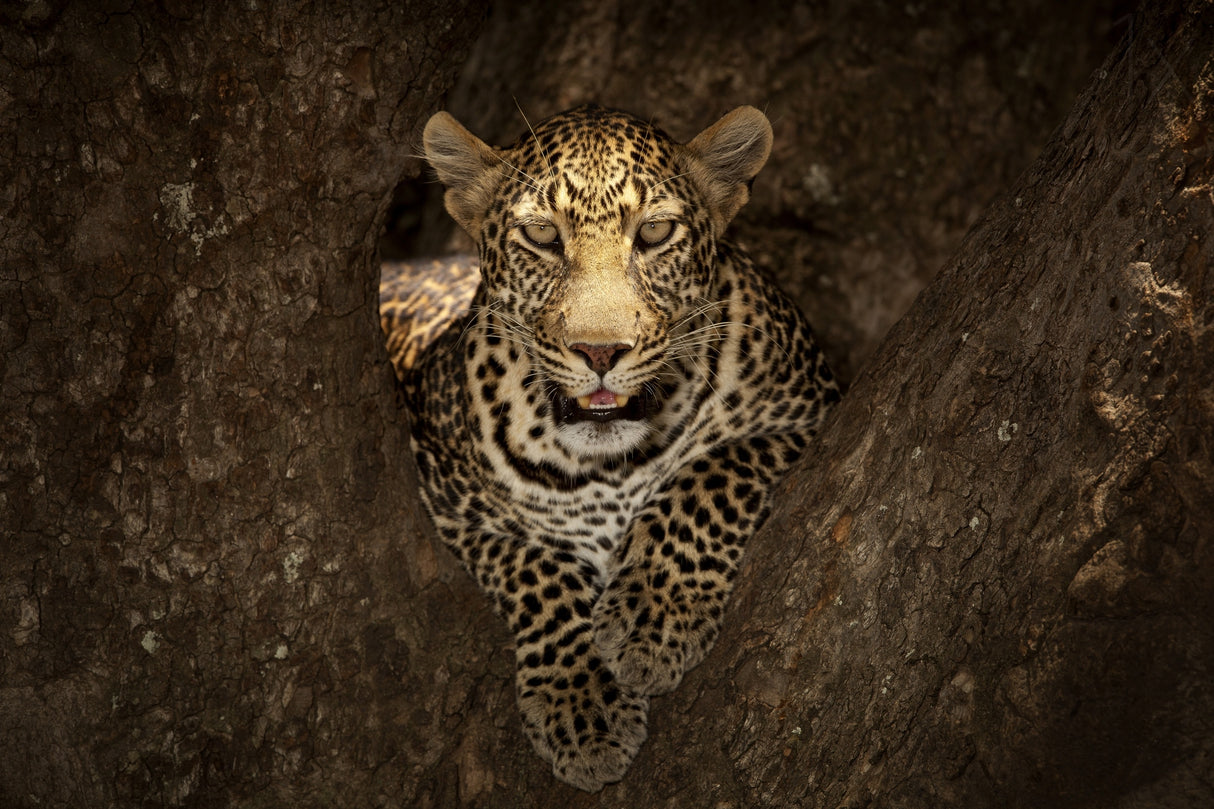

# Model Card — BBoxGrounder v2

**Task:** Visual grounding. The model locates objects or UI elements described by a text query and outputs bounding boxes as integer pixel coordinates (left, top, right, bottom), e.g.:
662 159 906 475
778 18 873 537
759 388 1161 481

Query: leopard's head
423 104 771 459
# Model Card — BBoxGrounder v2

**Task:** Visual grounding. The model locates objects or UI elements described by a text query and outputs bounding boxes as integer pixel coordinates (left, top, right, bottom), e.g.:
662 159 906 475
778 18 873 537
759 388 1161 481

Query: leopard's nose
569 342 631 375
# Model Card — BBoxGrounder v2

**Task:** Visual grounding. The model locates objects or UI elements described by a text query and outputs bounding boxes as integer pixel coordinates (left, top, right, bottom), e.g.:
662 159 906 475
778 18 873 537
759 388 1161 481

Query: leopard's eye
637 219 674 247
522 222 560 247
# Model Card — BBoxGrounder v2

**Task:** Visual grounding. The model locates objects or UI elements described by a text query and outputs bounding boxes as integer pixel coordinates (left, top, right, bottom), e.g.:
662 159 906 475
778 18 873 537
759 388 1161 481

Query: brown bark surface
0 2 487 806
2 0 1211 808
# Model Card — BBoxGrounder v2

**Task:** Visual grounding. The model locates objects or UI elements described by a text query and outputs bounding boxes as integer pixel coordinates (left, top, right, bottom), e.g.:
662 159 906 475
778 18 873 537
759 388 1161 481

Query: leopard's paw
517 665 649 792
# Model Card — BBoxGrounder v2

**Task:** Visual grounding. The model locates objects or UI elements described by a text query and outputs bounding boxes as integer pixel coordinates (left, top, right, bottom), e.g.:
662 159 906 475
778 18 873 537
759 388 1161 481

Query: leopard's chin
553 419 653 459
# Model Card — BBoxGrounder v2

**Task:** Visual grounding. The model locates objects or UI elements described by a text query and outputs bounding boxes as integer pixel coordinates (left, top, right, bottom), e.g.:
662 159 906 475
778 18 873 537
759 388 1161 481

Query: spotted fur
391 105 840 791
380 256 478 377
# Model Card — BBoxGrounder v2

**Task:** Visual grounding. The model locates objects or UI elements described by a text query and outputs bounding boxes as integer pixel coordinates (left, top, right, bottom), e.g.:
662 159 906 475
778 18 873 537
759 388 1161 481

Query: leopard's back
379 255 478 379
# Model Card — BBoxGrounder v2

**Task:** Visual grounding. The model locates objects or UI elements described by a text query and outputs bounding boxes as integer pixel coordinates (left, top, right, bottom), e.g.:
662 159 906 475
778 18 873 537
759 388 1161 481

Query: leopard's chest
411 349 701 582
498 475 657 582
470 395 723 580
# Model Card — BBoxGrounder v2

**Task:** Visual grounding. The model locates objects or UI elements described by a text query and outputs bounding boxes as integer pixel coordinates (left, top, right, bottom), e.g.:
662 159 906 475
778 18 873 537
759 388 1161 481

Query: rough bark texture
0 1 486 806
3 0 1212 808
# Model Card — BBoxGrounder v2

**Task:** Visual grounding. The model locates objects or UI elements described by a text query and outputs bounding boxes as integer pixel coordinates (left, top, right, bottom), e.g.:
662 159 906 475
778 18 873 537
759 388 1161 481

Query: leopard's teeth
577 395 593 409
614 394 630 408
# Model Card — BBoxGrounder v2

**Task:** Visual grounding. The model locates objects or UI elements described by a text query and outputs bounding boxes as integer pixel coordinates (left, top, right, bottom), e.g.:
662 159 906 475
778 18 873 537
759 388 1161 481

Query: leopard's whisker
515 98 557 183
489 151 544 193
647 170 692 194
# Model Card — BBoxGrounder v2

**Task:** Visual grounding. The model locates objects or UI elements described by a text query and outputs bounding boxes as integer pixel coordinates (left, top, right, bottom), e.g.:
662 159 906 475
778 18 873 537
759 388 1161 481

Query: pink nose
569 342 631 375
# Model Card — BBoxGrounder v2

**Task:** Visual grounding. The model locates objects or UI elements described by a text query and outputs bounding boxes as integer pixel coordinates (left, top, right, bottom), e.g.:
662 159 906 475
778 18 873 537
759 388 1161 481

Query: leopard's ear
684 106 773 229
423 111 500 236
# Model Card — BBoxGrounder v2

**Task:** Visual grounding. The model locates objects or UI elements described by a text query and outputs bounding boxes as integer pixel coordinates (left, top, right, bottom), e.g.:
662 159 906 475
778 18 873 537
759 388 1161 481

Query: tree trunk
2 1 1211 808
0 2 487 806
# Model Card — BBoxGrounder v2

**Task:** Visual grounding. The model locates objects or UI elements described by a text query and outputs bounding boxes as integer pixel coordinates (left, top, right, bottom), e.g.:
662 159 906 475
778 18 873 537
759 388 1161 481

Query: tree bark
0 2 487 806
2 1 1211 808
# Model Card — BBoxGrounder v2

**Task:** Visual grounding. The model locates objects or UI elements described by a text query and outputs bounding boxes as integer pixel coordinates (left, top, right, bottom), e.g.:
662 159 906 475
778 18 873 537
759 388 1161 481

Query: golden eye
637 219 674 246
522 222 560 246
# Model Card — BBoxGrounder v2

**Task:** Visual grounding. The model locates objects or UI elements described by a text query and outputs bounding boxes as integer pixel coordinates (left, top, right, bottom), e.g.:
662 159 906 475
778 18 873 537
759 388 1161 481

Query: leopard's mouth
550 387 651 424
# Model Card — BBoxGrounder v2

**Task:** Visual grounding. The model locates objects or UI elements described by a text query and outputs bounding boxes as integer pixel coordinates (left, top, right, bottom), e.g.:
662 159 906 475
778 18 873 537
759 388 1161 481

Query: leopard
382 104 840 791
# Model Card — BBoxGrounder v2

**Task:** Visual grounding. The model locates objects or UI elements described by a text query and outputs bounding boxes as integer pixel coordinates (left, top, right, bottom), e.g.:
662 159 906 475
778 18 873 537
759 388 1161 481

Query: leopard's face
478 109 721 458
425 105 770 460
